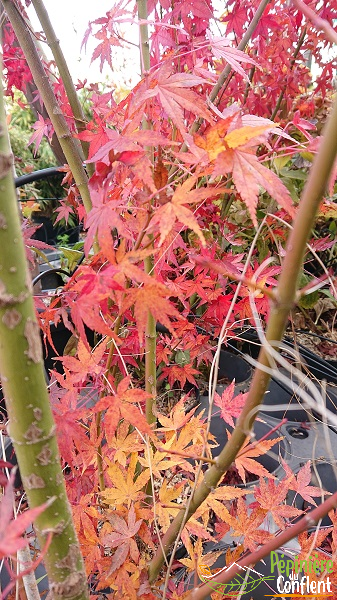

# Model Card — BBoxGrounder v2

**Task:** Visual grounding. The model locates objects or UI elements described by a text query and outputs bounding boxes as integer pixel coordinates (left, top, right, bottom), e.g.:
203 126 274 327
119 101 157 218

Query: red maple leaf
28 113 52 155
128 63 214 136
282 460 327 506
0 473 48 558
202 30 258 79
213 383 247 427
93 376 153 443
102 505 142 575
226 497 271 551
160 363 199 388
253 477 303 529
222 6 249 38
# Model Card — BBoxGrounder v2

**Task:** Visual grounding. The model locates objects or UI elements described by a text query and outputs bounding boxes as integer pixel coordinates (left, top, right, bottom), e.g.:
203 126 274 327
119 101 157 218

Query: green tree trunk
0 64 89 600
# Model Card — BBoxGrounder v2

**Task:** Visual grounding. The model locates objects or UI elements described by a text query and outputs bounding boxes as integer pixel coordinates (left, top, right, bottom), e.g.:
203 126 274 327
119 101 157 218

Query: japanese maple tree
0 0 337 599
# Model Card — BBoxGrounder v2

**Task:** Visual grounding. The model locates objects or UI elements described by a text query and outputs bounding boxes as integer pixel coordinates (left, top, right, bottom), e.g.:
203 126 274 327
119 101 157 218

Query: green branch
0 62 89 600
137 0 157 424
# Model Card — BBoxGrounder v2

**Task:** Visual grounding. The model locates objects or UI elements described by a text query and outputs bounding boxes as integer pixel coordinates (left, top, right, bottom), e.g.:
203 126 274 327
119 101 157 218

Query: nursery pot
311 384 337 426
260 367 314 422
217 350 252 395
156 382 200 426
31 213 80 246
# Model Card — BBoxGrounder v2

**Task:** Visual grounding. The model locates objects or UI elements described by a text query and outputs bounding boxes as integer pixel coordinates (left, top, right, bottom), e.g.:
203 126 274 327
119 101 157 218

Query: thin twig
293 0 337 46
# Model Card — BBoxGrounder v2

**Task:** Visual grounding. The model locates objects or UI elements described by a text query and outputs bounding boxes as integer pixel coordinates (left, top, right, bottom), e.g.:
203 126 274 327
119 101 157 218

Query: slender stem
148 79 337 584
95 410 105 491
137 0 151 74
137 0 157 424
0 60 89 600
95 316 123 492
2 0 93 216
144 253 157 424
271 27 307 121
29 0 94 176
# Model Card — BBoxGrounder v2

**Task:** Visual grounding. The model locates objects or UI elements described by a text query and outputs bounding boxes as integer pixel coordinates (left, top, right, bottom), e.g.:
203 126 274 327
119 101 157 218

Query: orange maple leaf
195 118 295 226
227 497 271 551
253 477 303 529
149 175 225 246
233 434 284 484
282 460 329 506
102 505 142 574
122 283 181 343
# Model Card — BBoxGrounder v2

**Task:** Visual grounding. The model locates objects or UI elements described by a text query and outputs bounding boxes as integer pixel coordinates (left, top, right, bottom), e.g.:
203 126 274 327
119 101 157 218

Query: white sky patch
26 0 141 87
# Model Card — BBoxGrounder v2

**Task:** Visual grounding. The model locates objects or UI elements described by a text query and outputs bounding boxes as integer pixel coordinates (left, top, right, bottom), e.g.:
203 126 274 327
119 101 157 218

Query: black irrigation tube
32 268 71 288
14 167 63 190
295 330 337 345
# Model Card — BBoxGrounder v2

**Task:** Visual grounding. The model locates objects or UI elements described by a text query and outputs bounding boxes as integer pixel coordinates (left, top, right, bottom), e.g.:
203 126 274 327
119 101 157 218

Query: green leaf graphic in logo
199 568 275 596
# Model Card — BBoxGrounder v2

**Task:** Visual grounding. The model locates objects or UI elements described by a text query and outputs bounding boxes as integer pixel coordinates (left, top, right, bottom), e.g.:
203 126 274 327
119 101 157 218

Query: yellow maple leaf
224 124 274 149
102 453 150 507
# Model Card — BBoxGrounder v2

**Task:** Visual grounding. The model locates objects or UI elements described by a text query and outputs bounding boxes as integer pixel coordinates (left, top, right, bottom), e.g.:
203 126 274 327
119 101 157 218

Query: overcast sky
26 2 333 90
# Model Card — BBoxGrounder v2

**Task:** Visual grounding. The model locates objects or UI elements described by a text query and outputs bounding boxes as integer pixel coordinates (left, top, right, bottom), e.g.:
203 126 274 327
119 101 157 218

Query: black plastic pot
156 382 200 427
232 328 337 386
311 384 337 425
217 349 252 395
31 214 80 246
41 319 74 374
260 367 313 422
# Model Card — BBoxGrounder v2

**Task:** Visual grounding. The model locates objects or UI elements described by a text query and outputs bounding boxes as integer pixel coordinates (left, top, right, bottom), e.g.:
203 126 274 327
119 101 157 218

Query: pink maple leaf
214 382 247 427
